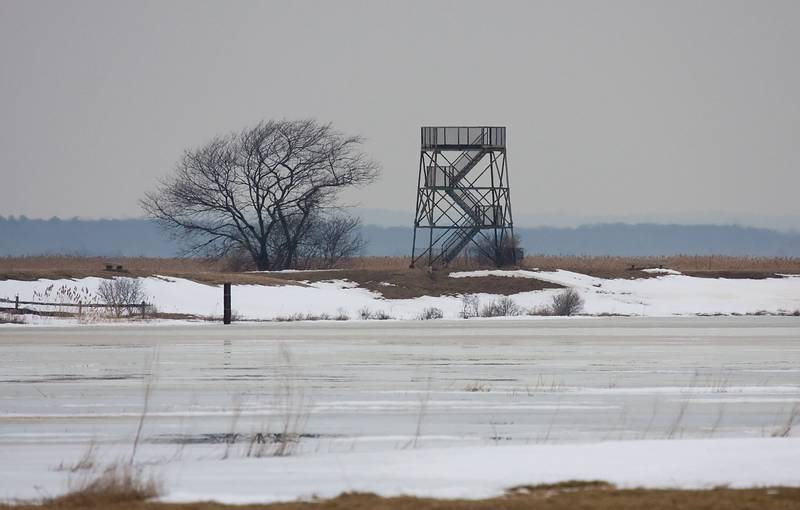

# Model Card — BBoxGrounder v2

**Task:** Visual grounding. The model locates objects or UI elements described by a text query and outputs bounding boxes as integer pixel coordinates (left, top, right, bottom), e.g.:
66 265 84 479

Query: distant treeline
1 216 799 258
0 217 181 257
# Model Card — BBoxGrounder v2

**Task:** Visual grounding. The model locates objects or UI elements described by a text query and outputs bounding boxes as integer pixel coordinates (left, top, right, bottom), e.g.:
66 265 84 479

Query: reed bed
2 255 799 280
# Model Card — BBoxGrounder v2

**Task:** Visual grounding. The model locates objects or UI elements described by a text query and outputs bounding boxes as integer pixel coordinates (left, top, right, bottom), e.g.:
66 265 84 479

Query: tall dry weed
56 462 161 507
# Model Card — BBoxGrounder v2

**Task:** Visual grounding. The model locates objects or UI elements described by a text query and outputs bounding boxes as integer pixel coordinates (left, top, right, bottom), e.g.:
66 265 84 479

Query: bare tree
305 214 364 268
141 119 379 270
97 278 146 318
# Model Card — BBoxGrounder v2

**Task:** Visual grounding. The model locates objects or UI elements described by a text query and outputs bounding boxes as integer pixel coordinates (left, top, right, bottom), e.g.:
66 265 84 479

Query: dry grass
28 462 161 509
0 257 301 286
0 312 24 324
4 483 800 509
521 255 800 278
5 255 800 275
271 269 562 299
344 254 800 274
0 256 220 274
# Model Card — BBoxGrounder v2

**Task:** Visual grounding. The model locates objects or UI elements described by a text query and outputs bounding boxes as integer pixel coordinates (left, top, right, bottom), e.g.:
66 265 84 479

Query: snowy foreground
0 319 799 503
2 269 800 322
1 439 798 503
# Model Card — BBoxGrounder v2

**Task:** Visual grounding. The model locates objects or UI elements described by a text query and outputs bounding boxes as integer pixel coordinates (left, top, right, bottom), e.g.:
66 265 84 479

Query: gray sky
1 0 799 227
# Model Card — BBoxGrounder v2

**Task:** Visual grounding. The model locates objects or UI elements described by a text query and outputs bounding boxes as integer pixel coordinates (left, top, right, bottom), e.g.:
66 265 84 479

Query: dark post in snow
15 295 19 310
140 301 146 319
223 283 232 325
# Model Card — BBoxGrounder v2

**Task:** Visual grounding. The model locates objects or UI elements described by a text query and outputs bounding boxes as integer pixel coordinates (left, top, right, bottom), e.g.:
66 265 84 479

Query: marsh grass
0 312 24 324
238 345 311 458
7 485 800 510
5 255 797 280
417 307 444 320
357 307 393 320
54 442 97 473
771 404 799 438
53 462 161 507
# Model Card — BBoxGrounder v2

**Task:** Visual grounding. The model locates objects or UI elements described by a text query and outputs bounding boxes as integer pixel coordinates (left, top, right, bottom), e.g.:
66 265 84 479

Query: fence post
223 283 232 325
15 295 19 310
140 301 146 319
78 301 82 318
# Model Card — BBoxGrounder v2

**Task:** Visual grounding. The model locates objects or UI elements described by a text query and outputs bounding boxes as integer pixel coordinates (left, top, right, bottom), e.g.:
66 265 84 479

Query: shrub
550 288 584 316
417 307 444 320
459 294 481 319
480 296 520 317
97 278 147 318
358 307 392 320
371 310 392 320
219 247 256 272
0 312 23 324
527 305 552 316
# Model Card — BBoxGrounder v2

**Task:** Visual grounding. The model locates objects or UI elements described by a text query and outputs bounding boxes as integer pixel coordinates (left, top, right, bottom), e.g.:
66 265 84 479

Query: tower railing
421 127 505 149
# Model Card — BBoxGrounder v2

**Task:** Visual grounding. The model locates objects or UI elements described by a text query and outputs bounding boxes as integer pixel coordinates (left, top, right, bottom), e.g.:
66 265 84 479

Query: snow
1 439 797 503
451 269 800 317
642 268 683 275
246 269 343 274
161 438 800 502
1 269 799 323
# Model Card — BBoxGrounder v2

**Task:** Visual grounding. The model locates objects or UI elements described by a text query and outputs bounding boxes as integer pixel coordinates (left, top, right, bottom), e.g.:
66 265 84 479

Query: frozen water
0 317 799 501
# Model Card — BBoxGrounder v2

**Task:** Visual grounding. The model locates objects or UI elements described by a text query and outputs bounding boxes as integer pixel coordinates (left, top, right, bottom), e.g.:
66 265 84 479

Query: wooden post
78 301 82 318
223 283 232 325
15 295 19 310
140 301 146 319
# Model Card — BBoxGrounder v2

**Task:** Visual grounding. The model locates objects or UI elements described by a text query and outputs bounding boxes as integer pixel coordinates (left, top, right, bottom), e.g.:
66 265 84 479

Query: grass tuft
417 307 444 320
51 463 161 507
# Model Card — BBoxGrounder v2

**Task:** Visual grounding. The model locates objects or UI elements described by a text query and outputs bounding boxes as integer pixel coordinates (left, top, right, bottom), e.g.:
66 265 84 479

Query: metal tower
410 126 515 268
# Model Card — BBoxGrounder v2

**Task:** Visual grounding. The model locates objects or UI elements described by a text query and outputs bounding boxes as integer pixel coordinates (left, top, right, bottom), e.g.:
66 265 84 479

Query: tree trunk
255 250 271 271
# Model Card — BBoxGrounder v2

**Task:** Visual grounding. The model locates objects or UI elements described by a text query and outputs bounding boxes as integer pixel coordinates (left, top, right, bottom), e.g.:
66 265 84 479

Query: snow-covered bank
162 438 800 502
1 270 799 322
1 439 798 503
452 269 800 316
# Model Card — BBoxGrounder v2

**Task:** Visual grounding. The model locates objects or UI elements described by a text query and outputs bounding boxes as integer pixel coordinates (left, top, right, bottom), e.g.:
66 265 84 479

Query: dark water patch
2 374 142 383
149 431 338 445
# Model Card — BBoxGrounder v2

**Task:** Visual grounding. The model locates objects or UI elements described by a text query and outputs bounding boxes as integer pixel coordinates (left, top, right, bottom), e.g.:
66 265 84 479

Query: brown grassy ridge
0 257 299 287
342 255 800 275
268 268 562 299
4 482 800 510
518 255 800 279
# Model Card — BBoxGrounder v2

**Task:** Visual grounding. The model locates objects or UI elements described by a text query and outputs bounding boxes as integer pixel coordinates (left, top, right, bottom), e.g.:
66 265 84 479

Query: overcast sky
1 0 799 227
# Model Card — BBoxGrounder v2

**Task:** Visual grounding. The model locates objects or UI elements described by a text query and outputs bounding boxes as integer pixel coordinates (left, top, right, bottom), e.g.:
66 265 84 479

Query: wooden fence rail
3 283 231 323
0 297 150 318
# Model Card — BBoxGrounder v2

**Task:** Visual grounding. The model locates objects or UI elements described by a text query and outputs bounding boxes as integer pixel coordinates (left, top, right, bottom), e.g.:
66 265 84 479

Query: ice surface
0 318 799 502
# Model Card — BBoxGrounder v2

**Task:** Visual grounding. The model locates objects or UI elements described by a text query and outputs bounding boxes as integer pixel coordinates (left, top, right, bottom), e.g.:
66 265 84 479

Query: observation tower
410 126 516 268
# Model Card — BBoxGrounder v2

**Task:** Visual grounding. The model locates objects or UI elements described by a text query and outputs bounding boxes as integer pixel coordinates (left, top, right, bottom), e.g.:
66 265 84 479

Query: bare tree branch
141 119 379 270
